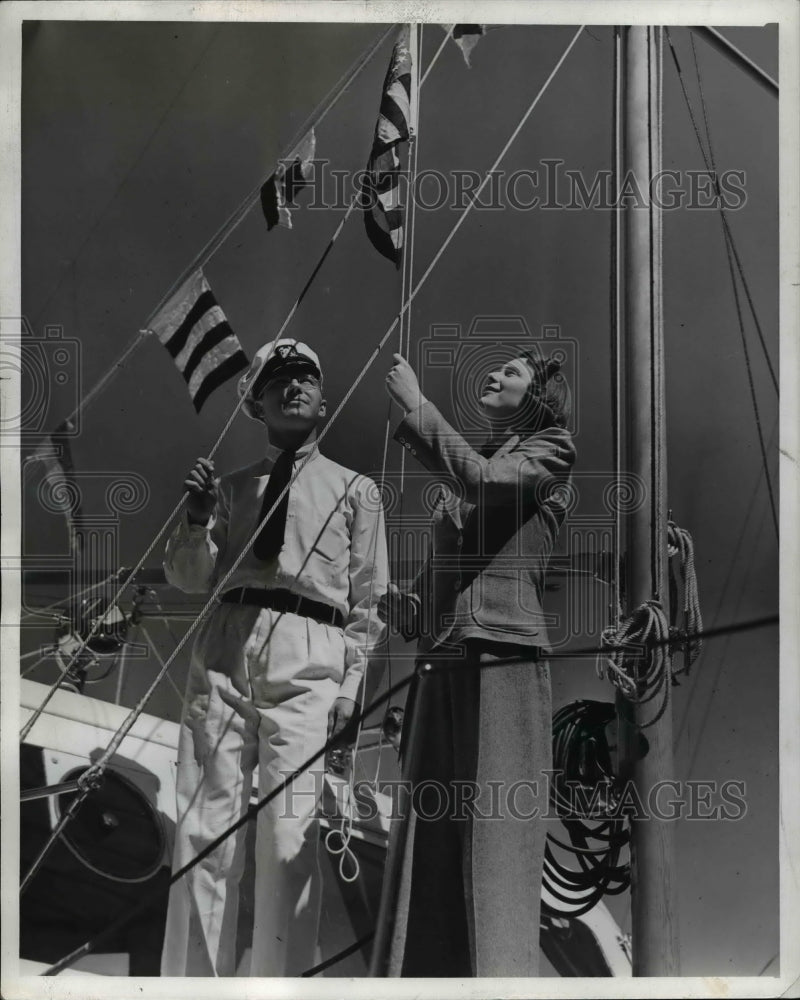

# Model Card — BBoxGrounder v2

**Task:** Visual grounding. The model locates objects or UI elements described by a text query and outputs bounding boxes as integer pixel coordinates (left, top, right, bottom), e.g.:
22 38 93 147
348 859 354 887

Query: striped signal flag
361 26 414 266
260 128 317 230
150 270 248 413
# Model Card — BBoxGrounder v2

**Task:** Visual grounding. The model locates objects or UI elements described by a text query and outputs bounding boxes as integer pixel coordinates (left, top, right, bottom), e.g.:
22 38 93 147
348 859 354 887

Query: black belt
220 587 344 629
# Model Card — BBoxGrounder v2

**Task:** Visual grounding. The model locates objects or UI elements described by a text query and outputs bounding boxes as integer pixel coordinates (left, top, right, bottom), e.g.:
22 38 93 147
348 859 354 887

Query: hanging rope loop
324 816 361 884
596 599 672 728
667 520 703 675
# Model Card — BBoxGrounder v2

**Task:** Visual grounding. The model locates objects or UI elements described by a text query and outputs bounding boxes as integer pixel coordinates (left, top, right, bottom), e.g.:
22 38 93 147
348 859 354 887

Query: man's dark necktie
253 449 295 561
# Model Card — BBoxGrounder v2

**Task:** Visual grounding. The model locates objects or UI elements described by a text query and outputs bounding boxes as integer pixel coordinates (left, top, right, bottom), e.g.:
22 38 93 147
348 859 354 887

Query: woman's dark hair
518 350 572 431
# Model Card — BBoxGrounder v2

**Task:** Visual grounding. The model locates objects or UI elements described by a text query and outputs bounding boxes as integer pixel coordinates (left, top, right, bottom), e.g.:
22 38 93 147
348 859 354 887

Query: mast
616 25 679 975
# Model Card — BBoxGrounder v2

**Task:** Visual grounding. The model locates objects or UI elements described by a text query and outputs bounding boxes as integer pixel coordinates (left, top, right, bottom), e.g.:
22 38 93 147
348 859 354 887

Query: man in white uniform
160 339 388 977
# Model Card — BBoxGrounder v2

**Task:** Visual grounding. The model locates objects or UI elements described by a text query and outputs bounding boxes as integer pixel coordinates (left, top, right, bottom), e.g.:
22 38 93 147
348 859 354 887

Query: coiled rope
543 700 630 918
596 599 672 729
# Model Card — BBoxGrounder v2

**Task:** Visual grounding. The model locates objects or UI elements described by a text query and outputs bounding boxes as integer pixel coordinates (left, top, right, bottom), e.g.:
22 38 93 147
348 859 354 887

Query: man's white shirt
165 439 388 701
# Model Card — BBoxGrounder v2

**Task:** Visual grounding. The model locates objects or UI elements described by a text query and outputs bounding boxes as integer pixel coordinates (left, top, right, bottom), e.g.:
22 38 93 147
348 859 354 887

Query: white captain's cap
238 339 322 421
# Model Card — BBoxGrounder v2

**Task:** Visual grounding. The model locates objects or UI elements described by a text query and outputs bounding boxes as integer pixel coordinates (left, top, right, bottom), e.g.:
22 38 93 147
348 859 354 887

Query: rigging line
394 22 425 673
757 951 779 976
30 26 224 332
25 329 150 476
690 26 778 97
21 24 585 749
42 665 415 978
419 25 451 89
665 29 778 537
150 594 184 647
423 614 778 672
350 402 394 778
683 484 776 778
398 190 411 363
19 569 121 622
611 26 623 631
369 403 395 759
721 230 779 538
688 27 780 404
21 784 89 897
673 416 778 749
655 27 667 596
40 608 777 976
113 623 131 705
608 26 619 601
684 613 769 780
647 27 659 597
665 29 778 394
404 25 585 309
405 22 423 362
20 651 55 679
20 646 57 662
686 30 780 537
142 24 396 330
396 26 414 362
397 24 424 507
301 933 375 977
397 23 421 365
256 188 360 339
138 623 188 708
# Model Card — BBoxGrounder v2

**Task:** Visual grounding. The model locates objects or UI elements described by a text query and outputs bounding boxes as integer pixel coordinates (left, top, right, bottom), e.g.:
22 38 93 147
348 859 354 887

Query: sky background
17 17 779 978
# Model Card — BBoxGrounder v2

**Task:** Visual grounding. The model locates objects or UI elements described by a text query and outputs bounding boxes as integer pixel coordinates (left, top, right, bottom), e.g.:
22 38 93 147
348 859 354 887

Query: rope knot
596 600 671 727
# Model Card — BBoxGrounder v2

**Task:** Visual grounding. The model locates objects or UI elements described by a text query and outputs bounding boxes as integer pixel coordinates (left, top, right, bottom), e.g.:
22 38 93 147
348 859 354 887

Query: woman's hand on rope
378 582 422 641
184 457 219 526
386 354 426 414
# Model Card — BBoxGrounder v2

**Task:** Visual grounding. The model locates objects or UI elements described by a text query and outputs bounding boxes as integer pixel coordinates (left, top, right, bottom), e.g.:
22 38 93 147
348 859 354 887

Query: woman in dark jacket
379 347 576 977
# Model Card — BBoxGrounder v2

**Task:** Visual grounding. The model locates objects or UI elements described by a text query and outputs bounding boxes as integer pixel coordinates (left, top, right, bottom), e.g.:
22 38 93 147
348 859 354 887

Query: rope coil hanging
324 787 362 884
543 701 630 918
667 520 703 675
596 599 672 728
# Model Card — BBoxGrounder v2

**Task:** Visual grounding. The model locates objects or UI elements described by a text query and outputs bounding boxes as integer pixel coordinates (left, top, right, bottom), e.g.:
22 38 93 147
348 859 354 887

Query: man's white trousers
160 605 343 977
